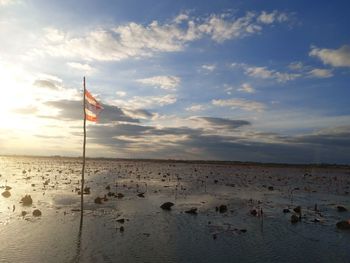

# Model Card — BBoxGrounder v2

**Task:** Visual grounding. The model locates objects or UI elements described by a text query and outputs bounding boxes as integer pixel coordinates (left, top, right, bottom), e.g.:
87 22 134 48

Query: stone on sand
160 202 174 210
185 208 198 215
291 214 299 223
336 221 350 230
2 190 11 198
337 206 347 212
21 195 33 206
94 197 103 204
33 209 42 217
219 205 227 213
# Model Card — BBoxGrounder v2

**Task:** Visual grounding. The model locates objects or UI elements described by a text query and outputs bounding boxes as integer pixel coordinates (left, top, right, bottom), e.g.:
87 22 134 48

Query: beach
0 156 349 263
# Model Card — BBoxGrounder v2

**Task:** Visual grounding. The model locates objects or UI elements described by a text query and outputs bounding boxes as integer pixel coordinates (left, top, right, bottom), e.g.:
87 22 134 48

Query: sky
0 0 350 164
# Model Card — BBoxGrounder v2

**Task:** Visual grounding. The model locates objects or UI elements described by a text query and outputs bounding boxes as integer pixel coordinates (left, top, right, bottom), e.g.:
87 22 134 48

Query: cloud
113 94 177 109
244 66 301 82
212 98 266 112
136 75 180 90
257 10 288 24
33 79 60 90
12 106 38 115
116 91 126 97
308 68 333 78
186 104 206 112
45 99 138 123
67 62 95 74
309 45 350 67
0 0 19 6
238 83 255 93
40 11 290 61
201 64 216 72
194 117 251 129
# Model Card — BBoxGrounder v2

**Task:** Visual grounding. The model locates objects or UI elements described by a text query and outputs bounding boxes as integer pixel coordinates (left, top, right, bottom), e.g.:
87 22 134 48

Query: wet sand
0 156 349 263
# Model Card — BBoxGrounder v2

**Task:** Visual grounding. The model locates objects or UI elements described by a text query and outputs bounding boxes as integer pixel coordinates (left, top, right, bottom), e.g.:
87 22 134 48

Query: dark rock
337 206 347 212
219 205 227 213
33 209 42 217
107 192 115 197
250 209 258 216
283 208 290 213
291 214 299 223
105 185 111 190
21 195 33 206
83 187 90 195
185 208 198 215
94 197 102 204
293 206 301 214
21 211 27 217
116 193 124 199
5 186 12 191
336 220 350 230
160 202 174 210
116 218 125 223
240 229 247 233
120 226 125 232
2 190 11 198
214 180 218 184
268 186 274 191
212 234 217 240
137 193 145 198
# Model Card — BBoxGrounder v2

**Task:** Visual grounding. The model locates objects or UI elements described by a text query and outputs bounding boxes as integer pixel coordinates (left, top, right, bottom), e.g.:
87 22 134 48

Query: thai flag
85 89 103 122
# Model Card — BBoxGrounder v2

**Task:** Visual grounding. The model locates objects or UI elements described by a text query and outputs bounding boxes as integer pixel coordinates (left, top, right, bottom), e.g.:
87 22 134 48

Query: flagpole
81 76 86 220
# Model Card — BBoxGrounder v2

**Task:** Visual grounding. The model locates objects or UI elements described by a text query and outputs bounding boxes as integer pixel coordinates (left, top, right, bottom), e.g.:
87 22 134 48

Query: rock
268 186 274 191
337 206 347 212
185 208 198 215
219 205 227 213
2 190 11 198
21 211 27 216
240 229 247 233
293 206 301 214
116 218 125 223
83 187 90 195
94 197 102 204
5 186 12 190
33 209 42 217
291 214 299 223
250 209 258 216
336 220 350 230
105 185 111 190
120 226 125 232
137 193 145 198
212 234 217 240
283 208 290 213
21 195 33 206
116 193 124 199
160 202 174 210
107 192 115 197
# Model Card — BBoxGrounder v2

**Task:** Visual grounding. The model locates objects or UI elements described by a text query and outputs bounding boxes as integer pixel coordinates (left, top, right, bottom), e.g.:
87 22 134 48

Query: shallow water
0 156 349 263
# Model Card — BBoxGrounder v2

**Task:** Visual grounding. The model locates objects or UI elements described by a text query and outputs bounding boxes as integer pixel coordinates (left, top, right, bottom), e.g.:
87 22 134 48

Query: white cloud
288 61 304 70
114 94 177 109
212 98 266 112
257 10 288 24
39 11 290 61
238 83 255 93
0 0 19 5
244 66 301 82
308 68 333 78
67 62 95 74
137 75 180 90
116 91 126 97
201 64 216 71
186 104 206 112
309 45 350 67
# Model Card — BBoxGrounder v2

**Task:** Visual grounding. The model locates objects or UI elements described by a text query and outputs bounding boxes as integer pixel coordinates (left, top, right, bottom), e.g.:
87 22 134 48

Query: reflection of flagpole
81 76 86 219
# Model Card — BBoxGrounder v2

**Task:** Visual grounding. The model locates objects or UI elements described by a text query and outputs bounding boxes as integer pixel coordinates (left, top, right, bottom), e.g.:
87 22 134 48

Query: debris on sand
116 193 124 199
21 195 33 206
160 202 174 210
336 220 350 230
5 186 12 191
250 209 258 216
83 187 90 195
293 206 301 214
2 190 11 198
219 205 227 213
33 209 42 217
137 193 145 198
185 208 198 215
120 226 125 232
116 218 125 223
291 214 299 224
240 229 247 233
283 208 290 213
268 186 274 191
94 197 103 204
21 211 27 217
337 205 347 212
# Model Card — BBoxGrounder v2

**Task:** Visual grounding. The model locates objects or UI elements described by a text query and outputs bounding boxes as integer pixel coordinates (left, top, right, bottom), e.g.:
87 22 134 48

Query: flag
85 89 103 122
